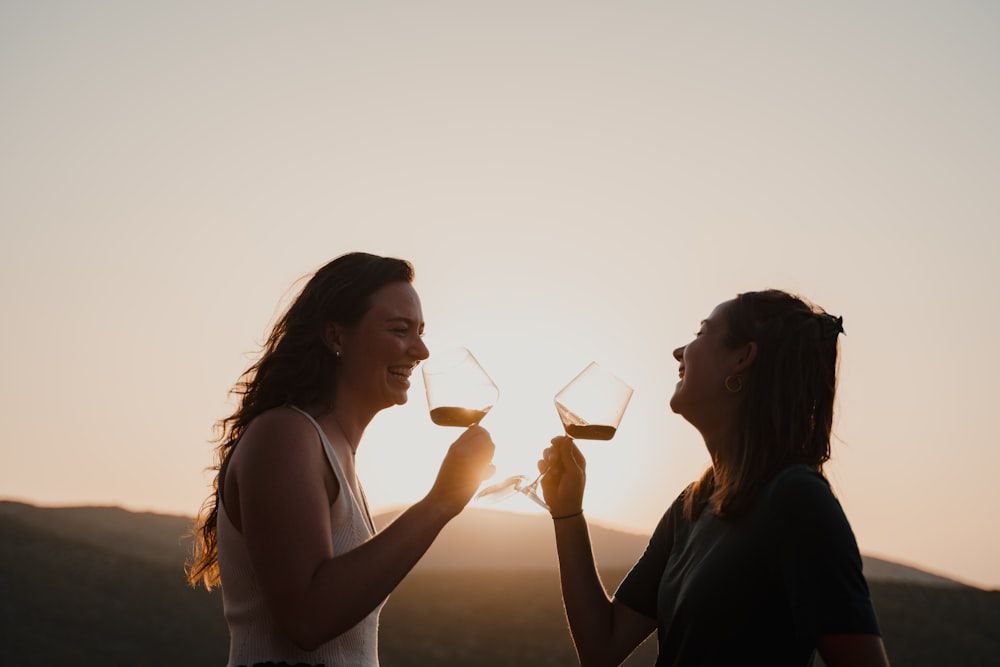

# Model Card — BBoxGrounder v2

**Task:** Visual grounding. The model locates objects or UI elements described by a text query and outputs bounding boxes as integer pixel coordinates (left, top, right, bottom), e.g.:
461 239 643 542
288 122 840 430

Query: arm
234 411 495 650
542 437 657 666
817 634 890 667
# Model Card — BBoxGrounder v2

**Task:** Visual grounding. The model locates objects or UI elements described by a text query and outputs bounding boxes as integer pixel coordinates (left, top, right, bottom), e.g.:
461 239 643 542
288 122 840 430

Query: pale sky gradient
2 1 998 589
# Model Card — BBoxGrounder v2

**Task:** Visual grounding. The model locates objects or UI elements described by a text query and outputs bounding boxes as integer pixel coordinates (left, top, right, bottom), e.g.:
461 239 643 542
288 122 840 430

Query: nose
412 336 430 361
673 346 684 362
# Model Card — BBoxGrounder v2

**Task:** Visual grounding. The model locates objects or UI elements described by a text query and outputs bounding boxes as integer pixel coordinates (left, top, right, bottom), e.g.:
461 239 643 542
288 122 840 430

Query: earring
725 375 743 393
335 350 342 358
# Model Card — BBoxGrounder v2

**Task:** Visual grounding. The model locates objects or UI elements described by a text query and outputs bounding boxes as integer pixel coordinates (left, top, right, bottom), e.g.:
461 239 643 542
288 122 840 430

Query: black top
615 465 880 666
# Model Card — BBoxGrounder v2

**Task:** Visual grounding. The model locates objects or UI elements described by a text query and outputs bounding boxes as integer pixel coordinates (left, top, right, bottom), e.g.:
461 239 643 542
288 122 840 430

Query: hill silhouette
374 507 976 587
1 499 998 666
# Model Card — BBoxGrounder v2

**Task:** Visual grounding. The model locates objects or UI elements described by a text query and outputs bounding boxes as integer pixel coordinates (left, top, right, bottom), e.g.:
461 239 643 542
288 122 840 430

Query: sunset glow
1 1 998 591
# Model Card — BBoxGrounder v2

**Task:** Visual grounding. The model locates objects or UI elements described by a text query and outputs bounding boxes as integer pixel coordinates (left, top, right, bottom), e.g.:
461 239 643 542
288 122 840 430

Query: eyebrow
385 316 424 328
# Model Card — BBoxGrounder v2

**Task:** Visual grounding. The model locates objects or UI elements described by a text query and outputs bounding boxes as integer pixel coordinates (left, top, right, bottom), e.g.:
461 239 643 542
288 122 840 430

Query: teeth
390 366 412 378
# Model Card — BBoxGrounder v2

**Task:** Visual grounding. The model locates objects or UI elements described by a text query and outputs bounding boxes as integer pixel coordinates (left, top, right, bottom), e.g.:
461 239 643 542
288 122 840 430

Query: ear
733 341 757 374
323 321 344 355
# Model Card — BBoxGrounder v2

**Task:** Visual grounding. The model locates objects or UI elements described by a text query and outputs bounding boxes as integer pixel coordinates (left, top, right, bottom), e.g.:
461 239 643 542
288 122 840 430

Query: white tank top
217 406 381 666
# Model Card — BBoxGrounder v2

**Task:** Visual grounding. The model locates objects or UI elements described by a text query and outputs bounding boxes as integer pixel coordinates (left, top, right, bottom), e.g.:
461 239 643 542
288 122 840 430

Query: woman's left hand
426 425 496 517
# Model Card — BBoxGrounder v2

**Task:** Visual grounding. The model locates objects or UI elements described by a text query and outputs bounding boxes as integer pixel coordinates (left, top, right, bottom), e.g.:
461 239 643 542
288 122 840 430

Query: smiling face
669 300 747 431
332 281 429 414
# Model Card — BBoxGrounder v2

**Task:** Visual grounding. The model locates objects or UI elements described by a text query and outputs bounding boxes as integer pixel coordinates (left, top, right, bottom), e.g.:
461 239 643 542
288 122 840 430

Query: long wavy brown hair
186 252 415 588
683 289 843 521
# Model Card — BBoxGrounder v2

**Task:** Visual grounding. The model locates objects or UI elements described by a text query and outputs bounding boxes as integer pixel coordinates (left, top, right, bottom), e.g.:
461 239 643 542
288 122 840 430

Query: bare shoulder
229 408 341 569
244 406 318 440
235 407 324 469
225 407 332 531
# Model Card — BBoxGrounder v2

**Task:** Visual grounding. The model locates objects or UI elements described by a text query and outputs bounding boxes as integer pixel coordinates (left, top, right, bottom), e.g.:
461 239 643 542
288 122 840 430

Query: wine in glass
554 362 633 440
422 346 498 428
476 361 634 510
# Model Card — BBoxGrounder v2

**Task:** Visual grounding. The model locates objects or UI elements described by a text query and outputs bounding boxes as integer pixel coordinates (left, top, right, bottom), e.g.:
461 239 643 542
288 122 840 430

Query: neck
300 397 373 454
329 408 364 454
696 416 742 469
327 393 377 454
704 437 736 465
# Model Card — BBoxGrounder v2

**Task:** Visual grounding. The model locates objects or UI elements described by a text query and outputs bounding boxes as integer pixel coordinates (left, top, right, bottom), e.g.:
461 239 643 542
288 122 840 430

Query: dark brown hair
684 289 842 520
187 252 415 588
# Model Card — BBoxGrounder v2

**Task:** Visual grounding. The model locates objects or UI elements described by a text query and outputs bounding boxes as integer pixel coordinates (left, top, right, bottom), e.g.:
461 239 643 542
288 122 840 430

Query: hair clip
820 314 844 339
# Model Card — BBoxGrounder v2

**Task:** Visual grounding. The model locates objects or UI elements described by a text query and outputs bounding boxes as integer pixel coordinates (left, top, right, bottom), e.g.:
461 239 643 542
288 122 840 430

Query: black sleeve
613 493 685 620
773 469 881 637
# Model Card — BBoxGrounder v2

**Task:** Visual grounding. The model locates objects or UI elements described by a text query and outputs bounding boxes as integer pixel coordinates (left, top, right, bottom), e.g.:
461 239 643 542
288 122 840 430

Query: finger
459 430 494 456
551 438 573 466
555 439 584 471
549 436 571 463
456 424 487 447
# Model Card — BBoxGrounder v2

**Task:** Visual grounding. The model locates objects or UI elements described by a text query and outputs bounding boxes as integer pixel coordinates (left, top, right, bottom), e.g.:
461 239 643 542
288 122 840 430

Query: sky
2 1 998 590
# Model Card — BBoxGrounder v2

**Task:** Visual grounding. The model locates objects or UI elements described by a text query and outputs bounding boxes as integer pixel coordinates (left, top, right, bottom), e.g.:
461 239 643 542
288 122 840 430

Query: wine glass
422 346 498 427
475 361 634 510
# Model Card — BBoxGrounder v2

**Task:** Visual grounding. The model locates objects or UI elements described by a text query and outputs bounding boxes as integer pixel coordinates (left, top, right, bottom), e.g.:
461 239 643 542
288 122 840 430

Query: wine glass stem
520 471 542 492
518 469 549 511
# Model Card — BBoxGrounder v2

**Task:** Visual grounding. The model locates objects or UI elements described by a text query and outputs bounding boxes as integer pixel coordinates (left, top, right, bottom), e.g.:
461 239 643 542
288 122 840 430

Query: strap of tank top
288 405 376 535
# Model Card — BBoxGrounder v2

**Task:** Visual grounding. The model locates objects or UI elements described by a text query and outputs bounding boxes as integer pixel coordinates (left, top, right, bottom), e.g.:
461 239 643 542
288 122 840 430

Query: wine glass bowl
554 362 634 440
422 346 498 427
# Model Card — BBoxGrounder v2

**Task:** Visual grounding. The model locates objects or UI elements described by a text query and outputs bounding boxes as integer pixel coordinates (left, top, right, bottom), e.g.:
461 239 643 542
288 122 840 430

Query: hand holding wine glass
539 435 587 518
428 425 496 516
422 347 499 512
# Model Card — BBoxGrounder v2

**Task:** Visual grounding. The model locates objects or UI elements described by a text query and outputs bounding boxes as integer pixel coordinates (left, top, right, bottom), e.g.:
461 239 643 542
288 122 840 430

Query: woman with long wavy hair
540 290 889 666
188 251 495 667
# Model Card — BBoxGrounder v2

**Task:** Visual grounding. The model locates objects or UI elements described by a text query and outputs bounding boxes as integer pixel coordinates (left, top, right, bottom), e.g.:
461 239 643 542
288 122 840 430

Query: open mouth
389 365 414 380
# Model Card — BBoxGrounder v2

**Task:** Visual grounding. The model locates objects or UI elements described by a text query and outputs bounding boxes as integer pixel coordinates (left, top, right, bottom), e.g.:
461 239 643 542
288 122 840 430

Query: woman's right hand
540 435 587 517
427 425 496 517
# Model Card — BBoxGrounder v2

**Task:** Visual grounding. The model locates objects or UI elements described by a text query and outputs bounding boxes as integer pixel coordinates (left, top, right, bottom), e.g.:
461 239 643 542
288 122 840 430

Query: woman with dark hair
187 252 495 667
540 290 889 666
